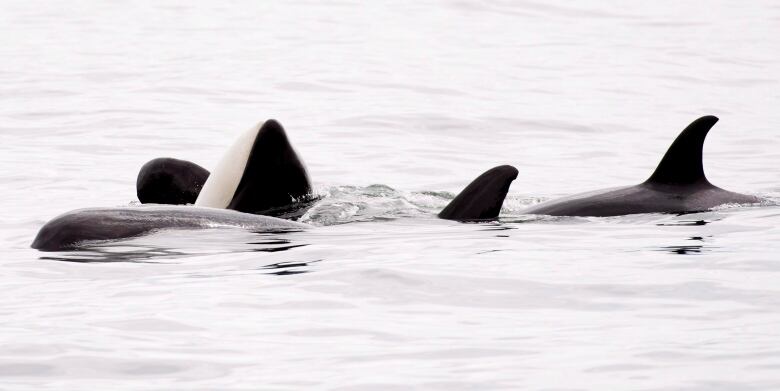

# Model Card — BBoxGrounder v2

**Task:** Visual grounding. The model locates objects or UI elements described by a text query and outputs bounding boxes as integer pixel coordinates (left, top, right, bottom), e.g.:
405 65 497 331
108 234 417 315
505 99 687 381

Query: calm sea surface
2 1 780 389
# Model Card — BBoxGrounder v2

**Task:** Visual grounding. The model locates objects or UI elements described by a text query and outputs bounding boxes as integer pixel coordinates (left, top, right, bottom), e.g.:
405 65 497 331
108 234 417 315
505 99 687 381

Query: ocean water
2 1 780 389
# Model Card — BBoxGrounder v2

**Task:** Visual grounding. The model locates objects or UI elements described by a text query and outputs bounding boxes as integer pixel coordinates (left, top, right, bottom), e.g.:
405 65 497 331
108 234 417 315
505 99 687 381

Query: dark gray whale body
31 206 307 251
521 116 760 217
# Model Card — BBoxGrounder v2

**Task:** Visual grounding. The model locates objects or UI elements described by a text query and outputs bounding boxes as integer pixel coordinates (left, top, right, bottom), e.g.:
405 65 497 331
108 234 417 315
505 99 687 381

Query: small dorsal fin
438 165 518 220
645 115 718 185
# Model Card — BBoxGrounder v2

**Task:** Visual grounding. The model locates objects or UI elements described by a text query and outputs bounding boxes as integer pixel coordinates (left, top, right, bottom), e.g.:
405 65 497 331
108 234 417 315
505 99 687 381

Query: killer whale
521 116 761 217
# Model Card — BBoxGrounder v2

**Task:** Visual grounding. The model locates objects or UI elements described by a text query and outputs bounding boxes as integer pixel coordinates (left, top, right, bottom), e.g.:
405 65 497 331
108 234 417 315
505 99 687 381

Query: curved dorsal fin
645 115 718 185
438 165 518 220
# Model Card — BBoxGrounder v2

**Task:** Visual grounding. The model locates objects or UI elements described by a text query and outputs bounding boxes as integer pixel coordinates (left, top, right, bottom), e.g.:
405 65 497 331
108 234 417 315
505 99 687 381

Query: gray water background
2 1 780 389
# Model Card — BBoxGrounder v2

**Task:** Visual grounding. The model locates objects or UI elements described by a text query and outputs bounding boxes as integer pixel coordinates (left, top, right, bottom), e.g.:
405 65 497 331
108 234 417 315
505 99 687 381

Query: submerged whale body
31 206 307 251
521 116 761 217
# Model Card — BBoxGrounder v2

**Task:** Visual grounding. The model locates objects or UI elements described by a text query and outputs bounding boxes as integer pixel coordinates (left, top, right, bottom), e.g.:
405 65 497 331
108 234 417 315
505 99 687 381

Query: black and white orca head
194 119 312 215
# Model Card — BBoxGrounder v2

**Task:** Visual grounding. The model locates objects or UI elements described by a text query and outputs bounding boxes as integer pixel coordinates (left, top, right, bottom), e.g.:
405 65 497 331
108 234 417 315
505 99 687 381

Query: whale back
438 165 518 220
195 120 312 215
644 115 718 186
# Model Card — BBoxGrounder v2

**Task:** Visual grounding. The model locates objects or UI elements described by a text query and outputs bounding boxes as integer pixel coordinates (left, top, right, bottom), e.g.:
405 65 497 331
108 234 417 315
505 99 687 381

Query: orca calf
137 158 210 205
521 116 761 217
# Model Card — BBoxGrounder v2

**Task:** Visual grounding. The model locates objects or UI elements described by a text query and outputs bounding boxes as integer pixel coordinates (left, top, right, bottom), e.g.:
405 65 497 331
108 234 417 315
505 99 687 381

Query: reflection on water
479 223 515 231
657 244 705 255
654 236 717 256
38 246 177 263
657 219 712 226
259 259 322 275
37 230 311 263
251 244 308 253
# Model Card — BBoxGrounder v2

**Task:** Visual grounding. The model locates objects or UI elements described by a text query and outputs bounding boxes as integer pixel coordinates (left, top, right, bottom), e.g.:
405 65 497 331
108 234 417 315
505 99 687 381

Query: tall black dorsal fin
645 115 718 185
438 165 518 220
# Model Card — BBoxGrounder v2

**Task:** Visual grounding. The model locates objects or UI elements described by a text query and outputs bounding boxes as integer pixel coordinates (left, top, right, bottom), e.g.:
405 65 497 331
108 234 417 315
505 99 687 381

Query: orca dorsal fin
645 115 718 185
438 165 518 220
